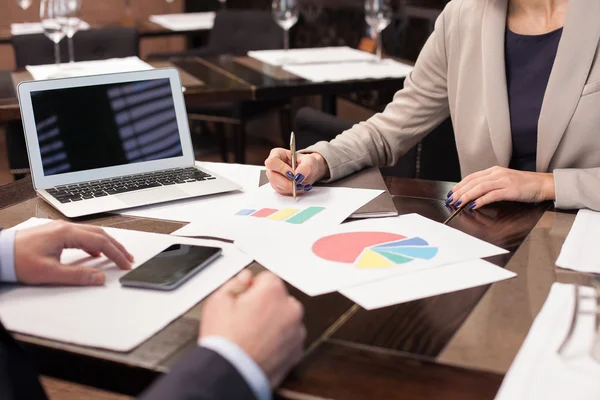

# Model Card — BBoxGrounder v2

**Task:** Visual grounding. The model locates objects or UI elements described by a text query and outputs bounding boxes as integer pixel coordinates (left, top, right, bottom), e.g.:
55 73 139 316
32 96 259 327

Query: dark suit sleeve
140 347 257 400
0 321 48 400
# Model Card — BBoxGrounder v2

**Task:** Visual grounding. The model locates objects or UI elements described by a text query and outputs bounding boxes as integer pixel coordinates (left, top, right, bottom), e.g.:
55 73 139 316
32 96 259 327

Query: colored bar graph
286 206 326 224
251 208 279 218
268 208 300 221
235 209 256 216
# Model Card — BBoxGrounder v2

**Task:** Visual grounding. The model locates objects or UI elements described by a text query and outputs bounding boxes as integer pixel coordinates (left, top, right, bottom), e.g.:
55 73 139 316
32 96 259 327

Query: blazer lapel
482 0 512 167
537 0 600 172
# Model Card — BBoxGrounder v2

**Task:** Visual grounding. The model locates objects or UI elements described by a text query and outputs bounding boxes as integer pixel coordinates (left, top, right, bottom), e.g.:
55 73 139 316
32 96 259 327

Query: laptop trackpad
116 187 188 206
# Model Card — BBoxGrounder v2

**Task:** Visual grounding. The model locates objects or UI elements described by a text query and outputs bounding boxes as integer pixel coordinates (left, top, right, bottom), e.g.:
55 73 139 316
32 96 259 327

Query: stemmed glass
272 0 299 61
41 0 67 67
364 0 392 63
62 0 82 63
218 0 226 9
17 0 33 10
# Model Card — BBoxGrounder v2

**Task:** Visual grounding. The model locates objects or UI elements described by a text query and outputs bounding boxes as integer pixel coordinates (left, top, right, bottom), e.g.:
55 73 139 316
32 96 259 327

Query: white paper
248 46 376 67
556 209 600 273
119 161 264 223
283 59 414 82
235 213 508 296
495 283 600 400
172 185 383 242
340 259 516 310
26 56 153 81
149 12 216 31
0 218 252 352
11 21 90 35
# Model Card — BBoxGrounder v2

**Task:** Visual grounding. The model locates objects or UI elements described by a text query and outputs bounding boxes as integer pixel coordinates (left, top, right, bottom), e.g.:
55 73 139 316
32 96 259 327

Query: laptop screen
30 78 184 176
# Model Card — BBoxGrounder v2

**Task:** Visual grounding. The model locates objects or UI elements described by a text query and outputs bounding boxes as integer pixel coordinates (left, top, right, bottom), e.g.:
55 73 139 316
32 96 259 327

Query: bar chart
235 206 326 225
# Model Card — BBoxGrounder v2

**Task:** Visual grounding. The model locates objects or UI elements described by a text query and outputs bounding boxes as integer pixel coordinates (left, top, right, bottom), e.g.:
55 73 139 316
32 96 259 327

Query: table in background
0 55 409 123
0 173 590 399
0 19 212 46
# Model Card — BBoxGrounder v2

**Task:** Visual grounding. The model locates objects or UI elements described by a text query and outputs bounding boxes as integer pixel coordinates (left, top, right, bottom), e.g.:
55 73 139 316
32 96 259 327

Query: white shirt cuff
199 336 271 400
0 229 17 282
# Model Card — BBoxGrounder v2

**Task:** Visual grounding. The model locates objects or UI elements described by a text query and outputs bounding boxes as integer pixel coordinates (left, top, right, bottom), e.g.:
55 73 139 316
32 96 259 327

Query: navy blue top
505 27 563 172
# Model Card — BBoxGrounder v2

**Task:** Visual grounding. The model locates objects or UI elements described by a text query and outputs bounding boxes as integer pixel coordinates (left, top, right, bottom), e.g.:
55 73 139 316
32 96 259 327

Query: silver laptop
18 68 241 218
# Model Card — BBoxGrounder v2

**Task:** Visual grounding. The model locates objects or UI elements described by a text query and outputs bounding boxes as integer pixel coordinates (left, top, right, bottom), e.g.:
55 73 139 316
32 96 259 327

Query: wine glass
61 0 82 63
41 0 67 67
218 0 226 9
272 0 299 61
17 0 33 10
365 0 392 63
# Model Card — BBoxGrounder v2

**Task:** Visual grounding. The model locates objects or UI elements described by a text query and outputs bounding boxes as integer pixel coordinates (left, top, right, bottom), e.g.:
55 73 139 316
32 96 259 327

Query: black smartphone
119 244 222 291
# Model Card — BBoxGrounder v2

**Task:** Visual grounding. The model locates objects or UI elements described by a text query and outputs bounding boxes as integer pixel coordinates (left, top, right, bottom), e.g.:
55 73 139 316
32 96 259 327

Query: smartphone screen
119 244 222 290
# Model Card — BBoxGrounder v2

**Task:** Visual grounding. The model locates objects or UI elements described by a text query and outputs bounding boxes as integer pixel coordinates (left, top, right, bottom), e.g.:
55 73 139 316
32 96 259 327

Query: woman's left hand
447 166 555 210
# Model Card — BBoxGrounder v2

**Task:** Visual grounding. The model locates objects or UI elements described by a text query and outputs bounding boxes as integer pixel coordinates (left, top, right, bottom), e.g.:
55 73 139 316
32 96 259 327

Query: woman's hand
265 148 329 196
447 166 555 210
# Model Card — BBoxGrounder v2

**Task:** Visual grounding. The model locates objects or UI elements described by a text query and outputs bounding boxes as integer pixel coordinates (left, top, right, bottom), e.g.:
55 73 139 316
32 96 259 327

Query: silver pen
290 132 296 200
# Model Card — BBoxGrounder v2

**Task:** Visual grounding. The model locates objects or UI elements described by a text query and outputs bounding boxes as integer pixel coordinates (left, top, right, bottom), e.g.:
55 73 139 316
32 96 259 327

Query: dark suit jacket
0 320 257 400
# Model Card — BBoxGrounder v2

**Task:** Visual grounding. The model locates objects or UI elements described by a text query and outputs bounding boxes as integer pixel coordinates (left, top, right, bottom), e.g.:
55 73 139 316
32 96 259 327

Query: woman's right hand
264 148 329 196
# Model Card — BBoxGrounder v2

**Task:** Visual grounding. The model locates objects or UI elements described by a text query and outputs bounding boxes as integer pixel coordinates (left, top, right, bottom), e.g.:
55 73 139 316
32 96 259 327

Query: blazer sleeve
303 5 451 182
140 346 257 400
553 168 600 210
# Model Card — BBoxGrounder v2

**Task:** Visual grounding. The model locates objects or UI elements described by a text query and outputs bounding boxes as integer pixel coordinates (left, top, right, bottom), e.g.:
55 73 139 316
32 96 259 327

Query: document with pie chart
236 213 509 296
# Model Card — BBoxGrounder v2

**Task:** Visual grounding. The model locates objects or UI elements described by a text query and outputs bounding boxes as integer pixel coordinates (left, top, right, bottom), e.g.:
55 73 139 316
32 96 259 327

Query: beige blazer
306 0 600 210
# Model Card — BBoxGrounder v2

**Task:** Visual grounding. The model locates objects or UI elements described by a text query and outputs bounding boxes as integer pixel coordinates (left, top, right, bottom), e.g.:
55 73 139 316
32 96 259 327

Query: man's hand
201 271 306 388
14 221 134 286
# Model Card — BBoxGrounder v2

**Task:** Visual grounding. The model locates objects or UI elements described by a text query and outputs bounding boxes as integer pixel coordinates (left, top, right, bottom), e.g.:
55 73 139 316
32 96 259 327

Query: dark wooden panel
332 284 489 356
280 340 503 400
385 175 456 200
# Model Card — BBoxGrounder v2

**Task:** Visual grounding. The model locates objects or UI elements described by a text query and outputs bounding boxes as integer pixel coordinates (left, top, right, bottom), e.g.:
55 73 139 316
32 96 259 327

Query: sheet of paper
248 46 376 66
171 185 383 242
495 283 600 400
119 161 264 223
11 21 90 35
0 218 252 352
235 213 508 296
340 259 516 310
555 209 600 273
283 59 414 82
26 56 153 81
149 12 216 31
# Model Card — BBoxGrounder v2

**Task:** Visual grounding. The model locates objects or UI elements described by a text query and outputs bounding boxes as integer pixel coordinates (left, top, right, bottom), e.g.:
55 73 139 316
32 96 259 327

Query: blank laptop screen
30 78 183 176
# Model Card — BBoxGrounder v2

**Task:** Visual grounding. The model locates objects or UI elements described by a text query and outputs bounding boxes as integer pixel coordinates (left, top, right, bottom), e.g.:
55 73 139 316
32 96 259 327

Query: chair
294 107 462 182
149 10 289 164
6 27 139 179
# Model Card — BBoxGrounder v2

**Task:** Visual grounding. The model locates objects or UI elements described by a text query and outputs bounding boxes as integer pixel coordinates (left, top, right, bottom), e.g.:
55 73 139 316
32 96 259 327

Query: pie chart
312 232 438 269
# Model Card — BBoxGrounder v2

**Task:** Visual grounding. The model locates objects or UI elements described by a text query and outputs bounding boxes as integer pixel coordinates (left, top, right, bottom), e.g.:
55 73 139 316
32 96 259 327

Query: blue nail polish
294 174 305 183
455 199 463 207
296 184 304 190
286 171 295 180
447 190 453 198
469 201 476 209
445 197 453 205
304 184 313 191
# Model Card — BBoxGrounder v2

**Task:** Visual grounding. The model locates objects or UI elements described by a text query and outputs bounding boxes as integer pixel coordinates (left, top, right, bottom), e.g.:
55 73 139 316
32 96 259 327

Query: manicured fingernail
445 197 453 205
469 201 476 209
296 184 304 190
294 174 305 183
286 171 295 180
455 199 463 207
447 190 453 197
304 184 313 191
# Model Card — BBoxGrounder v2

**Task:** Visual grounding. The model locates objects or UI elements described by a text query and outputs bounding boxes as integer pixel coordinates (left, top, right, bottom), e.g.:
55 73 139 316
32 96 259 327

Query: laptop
18 68 241 218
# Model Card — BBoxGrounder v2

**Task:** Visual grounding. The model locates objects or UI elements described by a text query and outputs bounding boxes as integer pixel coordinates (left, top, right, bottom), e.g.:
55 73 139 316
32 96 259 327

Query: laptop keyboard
46 167 215 204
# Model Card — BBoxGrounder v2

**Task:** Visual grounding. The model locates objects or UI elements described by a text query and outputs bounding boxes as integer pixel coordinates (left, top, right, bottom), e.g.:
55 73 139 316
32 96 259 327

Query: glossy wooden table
0 19 211 45
0 55 409 123
0 171 588 399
